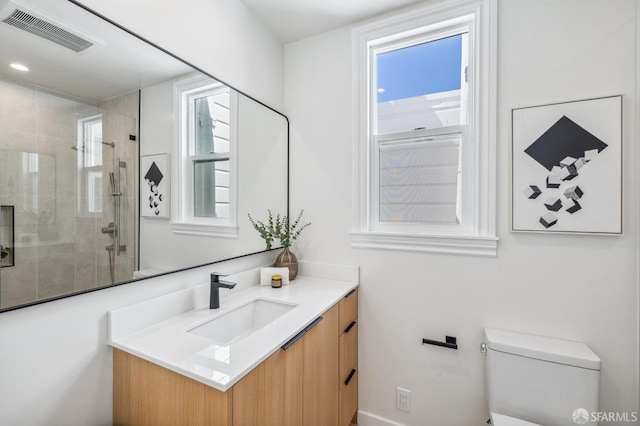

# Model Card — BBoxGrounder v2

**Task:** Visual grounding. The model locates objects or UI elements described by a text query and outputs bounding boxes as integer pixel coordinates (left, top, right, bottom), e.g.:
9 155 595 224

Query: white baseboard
357 410 407 426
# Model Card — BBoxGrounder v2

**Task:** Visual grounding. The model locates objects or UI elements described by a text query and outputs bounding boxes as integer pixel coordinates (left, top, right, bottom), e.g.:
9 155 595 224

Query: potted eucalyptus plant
248 210 310 280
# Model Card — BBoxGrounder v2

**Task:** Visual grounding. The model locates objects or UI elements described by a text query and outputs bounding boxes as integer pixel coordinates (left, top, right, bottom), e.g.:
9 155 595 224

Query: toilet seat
491 412 541 426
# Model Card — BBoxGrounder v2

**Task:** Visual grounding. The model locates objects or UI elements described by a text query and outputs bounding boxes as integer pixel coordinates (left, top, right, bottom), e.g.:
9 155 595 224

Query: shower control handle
101 222 118 234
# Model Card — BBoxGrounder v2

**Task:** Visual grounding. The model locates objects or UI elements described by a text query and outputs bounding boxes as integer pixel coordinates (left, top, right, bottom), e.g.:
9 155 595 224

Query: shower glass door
0 75 138 309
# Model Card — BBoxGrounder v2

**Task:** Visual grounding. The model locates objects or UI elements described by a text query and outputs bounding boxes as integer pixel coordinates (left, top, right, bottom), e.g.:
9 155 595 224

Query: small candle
271 274 283 288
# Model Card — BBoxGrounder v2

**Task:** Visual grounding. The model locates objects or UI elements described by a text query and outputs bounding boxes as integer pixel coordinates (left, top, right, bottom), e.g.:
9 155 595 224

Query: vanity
109 263 359 426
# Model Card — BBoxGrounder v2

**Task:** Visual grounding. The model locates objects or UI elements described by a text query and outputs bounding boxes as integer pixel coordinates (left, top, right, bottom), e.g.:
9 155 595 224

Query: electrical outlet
396 387 411 412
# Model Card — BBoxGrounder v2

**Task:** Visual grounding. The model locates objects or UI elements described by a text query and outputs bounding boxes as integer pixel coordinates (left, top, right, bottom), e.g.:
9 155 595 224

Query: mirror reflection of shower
0 74 139 310
75 115 127 285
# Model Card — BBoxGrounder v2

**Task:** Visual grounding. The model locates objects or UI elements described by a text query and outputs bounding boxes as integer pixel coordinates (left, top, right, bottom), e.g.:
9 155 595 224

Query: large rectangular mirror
0 0 288 312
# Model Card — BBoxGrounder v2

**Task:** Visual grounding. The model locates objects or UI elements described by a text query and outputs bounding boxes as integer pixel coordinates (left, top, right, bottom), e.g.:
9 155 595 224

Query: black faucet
210 273 236 309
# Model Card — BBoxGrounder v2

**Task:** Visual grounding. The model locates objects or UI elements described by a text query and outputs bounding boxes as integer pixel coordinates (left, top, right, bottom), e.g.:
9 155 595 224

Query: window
374 31 467 231
351 0 497 256
76 115 103 215
173 75 238 237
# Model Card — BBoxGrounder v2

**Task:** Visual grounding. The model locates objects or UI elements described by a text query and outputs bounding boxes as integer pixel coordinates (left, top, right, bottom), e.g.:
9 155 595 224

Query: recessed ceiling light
10 63 29 72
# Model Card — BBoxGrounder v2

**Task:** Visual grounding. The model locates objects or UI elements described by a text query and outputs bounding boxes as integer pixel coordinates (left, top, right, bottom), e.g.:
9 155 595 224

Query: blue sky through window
376 34 463 103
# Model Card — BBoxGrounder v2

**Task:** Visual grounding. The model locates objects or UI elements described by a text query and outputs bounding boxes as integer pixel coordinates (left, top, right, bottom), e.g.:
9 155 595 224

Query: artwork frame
141 153 170 219
511 95 622 235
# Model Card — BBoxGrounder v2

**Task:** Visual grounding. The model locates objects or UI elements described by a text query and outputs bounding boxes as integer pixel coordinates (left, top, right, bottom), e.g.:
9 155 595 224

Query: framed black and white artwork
511 95 622 235
141 153 170 219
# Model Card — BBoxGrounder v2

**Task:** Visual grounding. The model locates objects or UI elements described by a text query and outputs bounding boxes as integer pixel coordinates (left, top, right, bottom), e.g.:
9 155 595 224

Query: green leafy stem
248 210 311 249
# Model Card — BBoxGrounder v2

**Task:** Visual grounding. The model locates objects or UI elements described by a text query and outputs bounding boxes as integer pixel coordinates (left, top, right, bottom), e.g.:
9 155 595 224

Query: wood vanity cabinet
338 287 358 426
113 288 358 426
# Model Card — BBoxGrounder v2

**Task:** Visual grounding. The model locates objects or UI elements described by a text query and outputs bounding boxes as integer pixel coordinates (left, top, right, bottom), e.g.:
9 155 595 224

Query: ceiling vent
2 8 94 53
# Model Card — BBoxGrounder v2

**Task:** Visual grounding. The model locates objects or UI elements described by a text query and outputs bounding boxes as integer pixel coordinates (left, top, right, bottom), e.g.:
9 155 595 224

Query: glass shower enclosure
0 75 138 309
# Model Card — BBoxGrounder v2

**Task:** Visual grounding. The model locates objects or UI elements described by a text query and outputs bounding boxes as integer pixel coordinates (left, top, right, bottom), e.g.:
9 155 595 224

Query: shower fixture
71 141 115 151
97 139 127 284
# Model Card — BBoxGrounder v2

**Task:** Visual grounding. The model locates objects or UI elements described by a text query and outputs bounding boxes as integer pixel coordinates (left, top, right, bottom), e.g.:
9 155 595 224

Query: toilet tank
484 328 601 426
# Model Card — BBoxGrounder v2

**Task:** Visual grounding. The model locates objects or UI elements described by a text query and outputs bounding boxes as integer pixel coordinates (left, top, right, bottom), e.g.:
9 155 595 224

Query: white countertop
108 272 358 392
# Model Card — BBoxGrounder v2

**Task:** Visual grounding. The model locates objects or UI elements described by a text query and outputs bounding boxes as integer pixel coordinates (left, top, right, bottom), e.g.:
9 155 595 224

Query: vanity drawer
339 287 358 333
339 321 358 381
339 368 358 426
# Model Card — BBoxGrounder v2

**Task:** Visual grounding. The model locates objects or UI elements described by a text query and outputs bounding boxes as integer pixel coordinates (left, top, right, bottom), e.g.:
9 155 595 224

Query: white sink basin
189 298 297 344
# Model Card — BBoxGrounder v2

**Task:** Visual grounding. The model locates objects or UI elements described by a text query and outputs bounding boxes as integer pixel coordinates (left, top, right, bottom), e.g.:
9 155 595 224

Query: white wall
284 0 639 425
75 0 284 111
0 0 285 424
138 78 288 271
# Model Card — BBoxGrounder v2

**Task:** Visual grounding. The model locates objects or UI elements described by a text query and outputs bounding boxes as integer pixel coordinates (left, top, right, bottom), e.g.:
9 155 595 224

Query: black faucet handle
218 280 237 289
210 272 229 282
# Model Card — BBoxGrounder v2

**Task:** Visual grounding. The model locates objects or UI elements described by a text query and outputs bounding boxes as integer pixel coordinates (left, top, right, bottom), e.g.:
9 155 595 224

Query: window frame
172 75 239 238
350 0 498 256
76 114 104 217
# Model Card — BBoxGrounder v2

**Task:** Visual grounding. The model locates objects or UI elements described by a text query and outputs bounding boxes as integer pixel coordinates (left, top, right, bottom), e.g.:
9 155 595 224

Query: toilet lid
491 413 541 426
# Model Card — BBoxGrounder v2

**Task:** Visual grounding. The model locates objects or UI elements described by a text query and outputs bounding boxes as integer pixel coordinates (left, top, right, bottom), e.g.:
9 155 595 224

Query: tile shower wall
0 76 138 309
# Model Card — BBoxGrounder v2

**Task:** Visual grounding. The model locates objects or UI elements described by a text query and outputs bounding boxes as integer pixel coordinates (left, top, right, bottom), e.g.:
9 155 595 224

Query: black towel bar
422 335 458 350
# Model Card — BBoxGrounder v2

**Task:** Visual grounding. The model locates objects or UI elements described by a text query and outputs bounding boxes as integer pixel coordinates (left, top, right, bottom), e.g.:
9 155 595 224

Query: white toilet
483 328 601 426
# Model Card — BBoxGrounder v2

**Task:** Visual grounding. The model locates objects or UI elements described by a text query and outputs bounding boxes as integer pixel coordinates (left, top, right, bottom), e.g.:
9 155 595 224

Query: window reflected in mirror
176 75 237 228
76 114 104 215
192 85 233 220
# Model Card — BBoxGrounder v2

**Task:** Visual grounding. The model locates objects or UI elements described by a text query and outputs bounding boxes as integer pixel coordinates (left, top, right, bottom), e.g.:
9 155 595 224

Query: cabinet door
232 341 303 426
302 304 339 425
113 349 232 426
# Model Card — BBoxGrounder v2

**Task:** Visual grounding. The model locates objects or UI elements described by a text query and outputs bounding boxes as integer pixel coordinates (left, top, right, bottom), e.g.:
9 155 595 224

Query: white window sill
171 222 238 238
349 231 498 257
